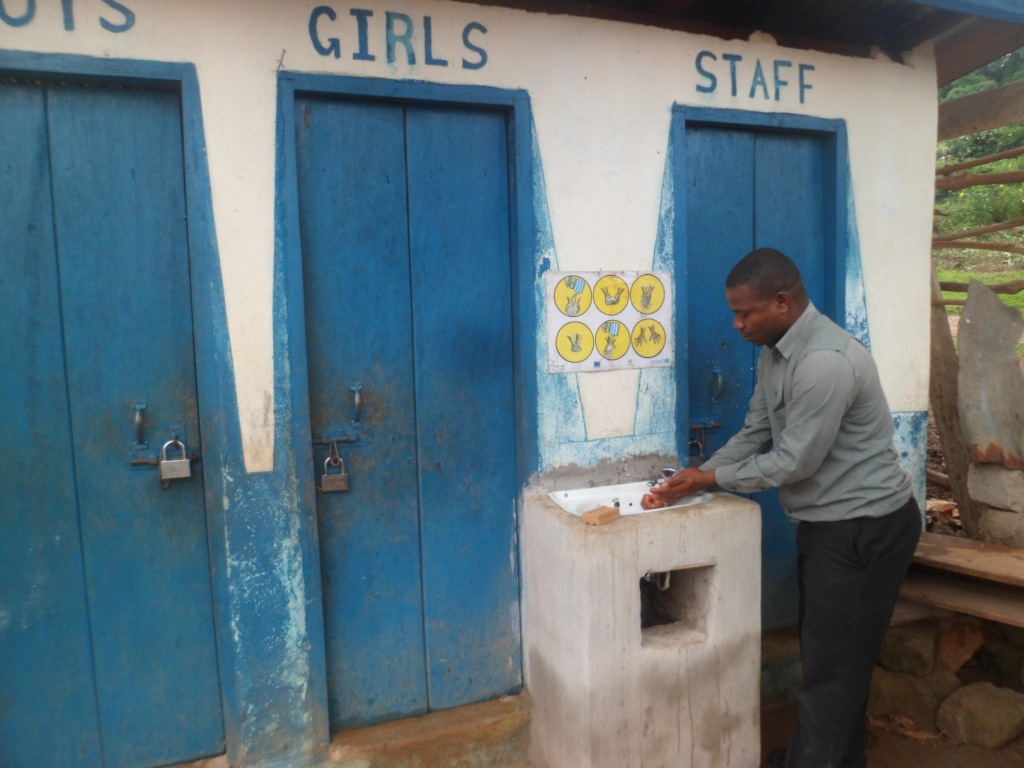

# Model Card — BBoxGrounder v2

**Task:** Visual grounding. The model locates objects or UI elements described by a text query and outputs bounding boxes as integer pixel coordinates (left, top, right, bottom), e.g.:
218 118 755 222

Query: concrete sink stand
522 490 762 767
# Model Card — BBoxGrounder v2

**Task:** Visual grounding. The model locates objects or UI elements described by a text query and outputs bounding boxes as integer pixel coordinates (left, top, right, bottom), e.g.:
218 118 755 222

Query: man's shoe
767 748 787 768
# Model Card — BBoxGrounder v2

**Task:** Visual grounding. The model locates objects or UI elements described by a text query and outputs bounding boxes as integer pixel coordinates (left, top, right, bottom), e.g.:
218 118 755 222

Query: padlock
321 457 349 492
160 438 192 481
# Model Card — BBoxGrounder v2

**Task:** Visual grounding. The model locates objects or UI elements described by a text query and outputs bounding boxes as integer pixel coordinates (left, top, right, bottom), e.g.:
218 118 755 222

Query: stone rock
968 465 1024 514
878 621 937 676
980 636 1024 690
957 281 1024 469
975 504 1024 547
937 619 986 673
869 666 961 731
936 682 1024 748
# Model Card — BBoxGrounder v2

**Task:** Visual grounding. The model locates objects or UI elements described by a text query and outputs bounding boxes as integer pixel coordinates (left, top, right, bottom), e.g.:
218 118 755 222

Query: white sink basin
548 480 712 516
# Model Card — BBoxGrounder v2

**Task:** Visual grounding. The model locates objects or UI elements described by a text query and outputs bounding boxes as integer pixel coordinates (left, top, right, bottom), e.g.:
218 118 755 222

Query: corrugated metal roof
461 1 1019 62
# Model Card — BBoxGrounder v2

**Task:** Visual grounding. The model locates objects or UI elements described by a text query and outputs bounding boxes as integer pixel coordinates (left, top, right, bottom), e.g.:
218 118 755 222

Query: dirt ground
761 703 1024 767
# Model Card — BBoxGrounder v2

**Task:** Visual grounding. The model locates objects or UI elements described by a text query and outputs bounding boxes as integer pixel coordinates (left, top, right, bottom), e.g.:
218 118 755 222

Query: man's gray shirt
701 303 912 522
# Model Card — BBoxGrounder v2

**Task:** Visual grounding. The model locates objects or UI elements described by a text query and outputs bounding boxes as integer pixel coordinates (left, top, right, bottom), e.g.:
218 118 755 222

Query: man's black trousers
786 496 922 768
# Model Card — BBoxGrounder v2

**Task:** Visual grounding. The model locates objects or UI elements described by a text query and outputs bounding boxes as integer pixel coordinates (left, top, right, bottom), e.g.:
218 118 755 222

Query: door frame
669 105 852 460
274 72 538 725
0 49 235 760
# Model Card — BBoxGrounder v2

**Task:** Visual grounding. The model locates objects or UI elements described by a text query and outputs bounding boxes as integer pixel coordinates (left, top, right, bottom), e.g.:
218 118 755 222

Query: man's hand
649 468 716 500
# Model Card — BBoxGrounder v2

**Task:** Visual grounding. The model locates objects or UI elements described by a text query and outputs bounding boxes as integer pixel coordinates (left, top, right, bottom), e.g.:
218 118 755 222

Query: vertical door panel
0 83 103 768
46 84 223 768
295 97 429 728
754 133 826 292
753 133 827 629
406 107 520 710
686 127 757 458
684 124 829 631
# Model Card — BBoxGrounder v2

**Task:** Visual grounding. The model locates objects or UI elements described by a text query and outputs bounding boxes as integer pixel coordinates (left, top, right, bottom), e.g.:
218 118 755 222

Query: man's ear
773 291 793 313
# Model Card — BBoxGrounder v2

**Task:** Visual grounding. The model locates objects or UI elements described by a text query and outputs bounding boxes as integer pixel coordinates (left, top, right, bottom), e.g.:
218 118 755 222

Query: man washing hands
643 248 919 768
641 467 716 509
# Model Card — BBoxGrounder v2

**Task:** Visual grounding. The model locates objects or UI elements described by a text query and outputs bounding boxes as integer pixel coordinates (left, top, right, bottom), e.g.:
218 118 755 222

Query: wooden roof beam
935 17 1024 86
939 79 1024 140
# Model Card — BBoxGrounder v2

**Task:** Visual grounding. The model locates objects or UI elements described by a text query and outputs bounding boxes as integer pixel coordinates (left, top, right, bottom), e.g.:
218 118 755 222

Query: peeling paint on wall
844 185 871 348
893 410 928 513
534 122 588 461
537 131 680 473
635 143 677 440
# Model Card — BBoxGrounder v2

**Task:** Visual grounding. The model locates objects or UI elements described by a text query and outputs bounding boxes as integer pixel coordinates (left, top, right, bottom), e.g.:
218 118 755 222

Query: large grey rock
936 682 1024 748
958 281 1024 469
974 503 1024 547
869 666 961 731
968 465 1024 514
878 621 937 676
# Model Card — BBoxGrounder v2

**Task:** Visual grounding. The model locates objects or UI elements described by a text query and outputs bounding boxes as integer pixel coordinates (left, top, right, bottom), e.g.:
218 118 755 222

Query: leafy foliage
939 48 1024 104
935 48 1024 251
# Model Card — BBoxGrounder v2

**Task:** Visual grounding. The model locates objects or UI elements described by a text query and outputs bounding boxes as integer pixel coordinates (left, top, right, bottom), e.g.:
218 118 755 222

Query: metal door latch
688 420 723 464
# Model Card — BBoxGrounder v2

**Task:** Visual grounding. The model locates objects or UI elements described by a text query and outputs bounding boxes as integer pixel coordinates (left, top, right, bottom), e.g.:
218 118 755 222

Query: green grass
936 268 1024 316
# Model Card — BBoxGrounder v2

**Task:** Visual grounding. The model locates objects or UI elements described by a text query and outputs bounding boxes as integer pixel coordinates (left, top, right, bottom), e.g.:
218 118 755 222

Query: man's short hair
726 247 804 299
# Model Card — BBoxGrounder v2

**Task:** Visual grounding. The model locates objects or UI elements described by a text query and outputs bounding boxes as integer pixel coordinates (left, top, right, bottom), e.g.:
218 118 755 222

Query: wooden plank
935 18 1024 86
900 568 1024 628
912 531 1024 587
939 79 1024 140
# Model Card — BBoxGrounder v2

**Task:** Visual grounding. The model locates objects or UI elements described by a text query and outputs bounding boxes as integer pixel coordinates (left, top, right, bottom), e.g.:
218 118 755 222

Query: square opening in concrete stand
640 564 714 647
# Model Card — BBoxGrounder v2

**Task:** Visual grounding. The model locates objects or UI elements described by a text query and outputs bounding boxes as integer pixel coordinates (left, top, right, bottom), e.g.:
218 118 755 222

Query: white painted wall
3 0 936 473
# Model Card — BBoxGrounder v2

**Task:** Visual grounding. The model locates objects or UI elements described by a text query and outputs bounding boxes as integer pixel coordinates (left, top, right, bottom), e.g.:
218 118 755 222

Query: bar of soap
582 505 620 526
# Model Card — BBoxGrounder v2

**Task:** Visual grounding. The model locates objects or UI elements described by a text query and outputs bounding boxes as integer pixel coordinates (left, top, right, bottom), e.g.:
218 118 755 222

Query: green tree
936 46 1024 237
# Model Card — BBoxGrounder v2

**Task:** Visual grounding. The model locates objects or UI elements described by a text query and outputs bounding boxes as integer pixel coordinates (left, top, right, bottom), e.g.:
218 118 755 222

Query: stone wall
869 611 1024 747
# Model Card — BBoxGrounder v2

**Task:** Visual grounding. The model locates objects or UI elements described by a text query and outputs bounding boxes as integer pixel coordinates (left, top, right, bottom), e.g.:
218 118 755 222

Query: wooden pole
932 216 1024 242
935 169 1024 191
938 278 1024 295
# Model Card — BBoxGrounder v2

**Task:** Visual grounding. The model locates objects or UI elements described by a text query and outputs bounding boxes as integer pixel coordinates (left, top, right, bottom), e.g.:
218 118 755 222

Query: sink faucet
648 467 677 487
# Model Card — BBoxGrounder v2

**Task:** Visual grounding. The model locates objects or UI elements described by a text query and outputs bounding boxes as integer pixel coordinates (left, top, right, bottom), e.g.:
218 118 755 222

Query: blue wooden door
294 96 521 730
683 125 829 630
0 81 224 767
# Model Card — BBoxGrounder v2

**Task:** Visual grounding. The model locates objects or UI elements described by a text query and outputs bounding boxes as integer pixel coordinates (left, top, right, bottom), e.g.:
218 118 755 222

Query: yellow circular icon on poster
556 321 595 363
597 320 629 360
632 319 667 358
630 274 665 314
594 275 629 316
554 274 593 317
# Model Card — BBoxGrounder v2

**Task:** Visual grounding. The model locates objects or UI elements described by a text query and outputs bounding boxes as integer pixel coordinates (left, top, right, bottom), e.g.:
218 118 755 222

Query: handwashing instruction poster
546 271 673 373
